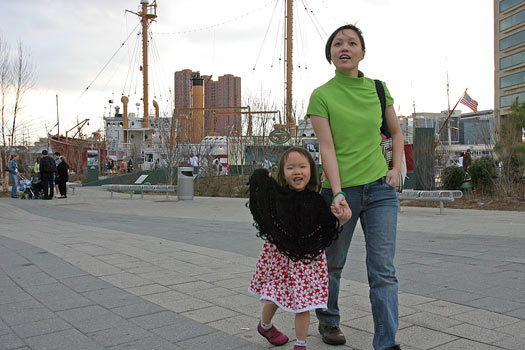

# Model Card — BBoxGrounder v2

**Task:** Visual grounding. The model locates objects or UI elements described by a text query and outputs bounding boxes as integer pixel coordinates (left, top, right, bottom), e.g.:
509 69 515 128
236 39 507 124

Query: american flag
460 92 478 112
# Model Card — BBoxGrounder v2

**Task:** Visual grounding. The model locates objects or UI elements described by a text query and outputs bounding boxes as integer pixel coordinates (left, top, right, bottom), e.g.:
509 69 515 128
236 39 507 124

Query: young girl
247 147 351 350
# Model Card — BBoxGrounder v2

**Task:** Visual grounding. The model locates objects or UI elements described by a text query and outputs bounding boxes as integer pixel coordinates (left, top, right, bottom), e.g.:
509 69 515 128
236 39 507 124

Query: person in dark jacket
56 156 69 198
463 149 472 172
39 150 56 199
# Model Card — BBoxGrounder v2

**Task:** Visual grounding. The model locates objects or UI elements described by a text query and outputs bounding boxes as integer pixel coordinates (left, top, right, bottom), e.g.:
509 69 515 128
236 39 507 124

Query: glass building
495 0 525 129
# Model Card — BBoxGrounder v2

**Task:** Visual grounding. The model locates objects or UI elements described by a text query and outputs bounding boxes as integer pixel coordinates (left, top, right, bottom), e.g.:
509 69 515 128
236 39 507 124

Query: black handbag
374 80 406 192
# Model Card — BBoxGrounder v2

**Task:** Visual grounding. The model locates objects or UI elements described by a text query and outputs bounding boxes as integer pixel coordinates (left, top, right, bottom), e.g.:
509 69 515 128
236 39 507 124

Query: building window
500 70 525 88
500 9 525 31
500 0 525 13
501 50 525 69
501 29 525 50
500 91 525 107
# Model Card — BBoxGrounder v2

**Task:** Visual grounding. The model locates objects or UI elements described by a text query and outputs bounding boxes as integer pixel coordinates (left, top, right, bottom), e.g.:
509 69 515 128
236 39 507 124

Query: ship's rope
79 23 140 100
153 0 277 35
252 0 282 72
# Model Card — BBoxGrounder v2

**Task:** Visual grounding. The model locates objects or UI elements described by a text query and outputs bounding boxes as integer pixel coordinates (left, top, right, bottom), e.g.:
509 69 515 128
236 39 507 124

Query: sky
1 0 494 143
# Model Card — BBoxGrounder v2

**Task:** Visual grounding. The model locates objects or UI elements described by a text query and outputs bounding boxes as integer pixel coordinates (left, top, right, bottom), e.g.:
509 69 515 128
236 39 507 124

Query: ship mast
284 0 295 136
127 0 157 129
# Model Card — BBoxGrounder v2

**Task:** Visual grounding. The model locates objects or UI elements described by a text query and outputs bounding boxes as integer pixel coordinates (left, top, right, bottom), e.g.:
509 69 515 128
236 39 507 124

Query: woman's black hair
325 24 365 63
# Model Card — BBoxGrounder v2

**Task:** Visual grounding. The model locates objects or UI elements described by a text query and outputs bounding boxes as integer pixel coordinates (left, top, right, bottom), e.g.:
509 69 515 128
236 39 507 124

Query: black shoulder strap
374 79 390 138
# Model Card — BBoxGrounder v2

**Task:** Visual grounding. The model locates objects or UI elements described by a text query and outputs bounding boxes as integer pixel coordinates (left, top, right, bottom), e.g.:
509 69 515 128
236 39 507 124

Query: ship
48 125 106 175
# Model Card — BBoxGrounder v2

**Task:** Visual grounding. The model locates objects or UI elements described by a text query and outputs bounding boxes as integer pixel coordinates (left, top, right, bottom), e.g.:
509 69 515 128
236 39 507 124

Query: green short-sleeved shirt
307 70 394 188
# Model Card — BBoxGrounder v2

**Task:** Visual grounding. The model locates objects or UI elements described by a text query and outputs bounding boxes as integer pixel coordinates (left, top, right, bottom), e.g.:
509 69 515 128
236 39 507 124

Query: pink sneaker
294 345 306 350
257 322 289 346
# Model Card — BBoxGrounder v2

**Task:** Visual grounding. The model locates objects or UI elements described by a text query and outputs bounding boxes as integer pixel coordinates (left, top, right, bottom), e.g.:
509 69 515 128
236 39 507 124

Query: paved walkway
0 187 524 350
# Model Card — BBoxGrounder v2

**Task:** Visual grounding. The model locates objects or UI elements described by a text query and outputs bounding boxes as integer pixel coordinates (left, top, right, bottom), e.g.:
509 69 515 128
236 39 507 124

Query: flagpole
434 88 467 151
446 72 452 146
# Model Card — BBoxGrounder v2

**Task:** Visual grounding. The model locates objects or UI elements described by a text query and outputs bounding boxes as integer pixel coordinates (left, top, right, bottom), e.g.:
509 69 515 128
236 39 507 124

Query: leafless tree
495 102 525 196
0 38 35 191
0 34 10 191
157 116 182 185
10 40 35 147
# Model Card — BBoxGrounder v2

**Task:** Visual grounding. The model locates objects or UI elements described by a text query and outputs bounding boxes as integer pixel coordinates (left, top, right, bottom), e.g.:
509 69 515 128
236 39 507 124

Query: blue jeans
10 174 18 198
316 177 399 350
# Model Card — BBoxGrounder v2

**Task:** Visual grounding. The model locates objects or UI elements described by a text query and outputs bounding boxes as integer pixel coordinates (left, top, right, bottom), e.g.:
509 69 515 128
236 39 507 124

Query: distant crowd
104 157 133 174
7 150 69 200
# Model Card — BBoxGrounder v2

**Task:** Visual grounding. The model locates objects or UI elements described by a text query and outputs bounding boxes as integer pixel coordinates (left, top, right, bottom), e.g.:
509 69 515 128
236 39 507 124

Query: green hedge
468 157 498 192
442 166 465 190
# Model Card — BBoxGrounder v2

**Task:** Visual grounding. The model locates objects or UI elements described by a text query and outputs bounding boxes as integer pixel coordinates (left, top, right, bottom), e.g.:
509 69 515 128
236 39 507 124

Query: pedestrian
33 156 42 198
56 156 69 198
307 24 404 349
263 156 272 169
212 157 220 176
39 150 56 200
463 149 472 172
7 153 19 198
247 147 351 350
120 159 127 174
189 153 199 167
127 158 134 173
53 152 60 194
458 152 464 168
34 156 41 174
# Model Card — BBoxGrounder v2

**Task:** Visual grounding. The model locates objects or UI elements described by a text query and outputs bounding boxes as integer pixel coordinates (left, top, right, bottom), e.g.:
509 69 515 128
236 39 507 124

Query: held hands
331 193 351 226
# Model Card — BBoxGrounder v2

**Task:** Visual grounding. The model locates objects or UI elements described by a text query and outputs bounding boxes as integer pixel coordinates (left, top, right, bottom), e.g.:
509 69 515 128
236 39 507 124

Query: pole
285 0 295 136
435 88 467 150
141 1 149 128
446 72 452 146
56 94 60 136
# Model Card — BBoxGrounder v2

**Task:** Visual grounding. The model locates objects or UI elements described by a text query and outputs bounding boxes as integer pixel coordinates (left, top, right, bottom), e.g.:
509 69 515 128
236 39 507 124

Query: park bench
66 182 82 195
101 184 177 200
398 190 463 215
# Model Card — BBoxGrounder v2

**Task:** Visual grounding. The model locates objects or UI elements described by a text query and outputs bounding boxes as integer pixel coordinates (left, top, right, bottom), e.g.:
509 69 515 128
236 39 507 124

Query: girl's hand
332 198 352 226
331 193 345 214
386 168 400 188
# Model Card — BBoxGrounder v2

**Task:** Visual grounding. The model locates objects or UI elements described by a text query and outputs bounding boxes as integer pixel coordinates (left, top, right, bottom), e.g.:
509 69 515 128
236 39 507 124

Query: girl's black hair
325 24 365 63
275 147 319 192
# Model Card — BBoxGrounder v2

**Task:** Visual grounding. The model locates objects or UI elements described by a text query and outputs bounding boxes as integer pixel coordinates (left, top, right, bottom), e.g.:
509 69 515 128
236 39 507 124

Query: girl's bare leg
295 311 309 341
261 302 279 324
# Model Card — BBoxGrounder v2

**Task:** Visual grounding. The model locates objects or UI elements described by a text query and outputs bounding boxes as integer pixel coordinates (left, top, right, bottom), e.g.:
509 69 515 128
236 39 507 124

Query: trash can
177 167 194 200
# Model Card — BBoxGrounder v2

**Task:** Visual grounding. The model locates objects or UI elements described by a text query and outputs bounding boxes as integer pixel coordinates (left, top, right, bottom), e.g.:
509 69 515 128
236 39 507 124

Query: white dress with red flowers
248 241 328 313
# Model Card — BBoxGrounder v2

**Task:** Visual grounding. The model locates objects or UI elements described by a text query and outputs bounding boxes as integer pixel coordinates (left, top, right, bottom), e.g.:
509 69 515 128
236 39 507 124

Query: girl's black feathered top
248 168 341 264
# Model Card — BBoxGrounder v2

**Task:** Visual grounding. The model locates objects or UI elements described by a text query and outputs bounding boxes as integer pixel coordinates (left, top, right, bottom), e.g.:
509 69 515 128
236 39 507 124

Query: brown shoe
318 323 346 345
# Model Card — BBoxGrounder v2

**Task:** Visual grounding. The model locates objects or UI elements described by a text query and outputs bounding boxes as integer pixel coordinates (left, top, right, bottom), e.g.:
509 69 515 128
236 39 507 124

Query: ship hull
49 135 107 174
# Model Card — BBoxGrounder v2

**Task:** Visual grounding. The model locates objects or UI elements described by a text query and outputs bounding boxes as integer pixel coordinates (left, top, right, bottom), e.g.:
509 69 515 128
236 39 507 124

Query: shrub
442 166 465 189
468 157 498 192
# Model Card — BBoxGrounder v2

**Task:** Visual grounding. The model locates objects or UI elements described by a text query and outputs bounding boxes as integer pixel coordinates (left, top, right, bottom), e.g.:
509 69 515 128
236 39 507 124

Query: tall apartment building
494 0 525 129
174 70 241 139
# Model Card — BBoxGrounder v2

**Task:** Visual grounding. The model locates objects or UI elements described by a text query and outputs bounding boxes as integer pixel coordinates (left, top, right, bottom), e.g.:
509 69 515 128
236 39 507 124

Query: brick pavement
0 188 524 350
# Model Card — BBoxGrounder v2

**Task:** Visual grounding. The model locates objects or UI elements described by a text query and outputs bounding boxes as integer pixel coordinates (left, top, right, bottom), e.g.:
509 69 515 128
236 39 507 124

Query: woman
34 156 41 174
56 156 69 198
8 154 19 198
307 24 403 350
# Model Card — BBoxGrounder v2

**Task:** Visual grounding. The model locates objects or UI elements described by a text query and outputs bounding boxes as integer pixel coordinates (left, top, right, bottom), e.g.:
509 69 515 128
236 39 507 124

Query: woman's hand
332 198 351 226
386 168 400 188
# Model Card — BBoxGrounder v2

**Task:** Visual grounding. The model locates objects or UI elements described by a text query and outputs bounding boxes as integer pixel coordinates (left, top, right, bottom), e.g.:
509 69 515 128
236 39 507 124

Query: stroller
19 173 43 199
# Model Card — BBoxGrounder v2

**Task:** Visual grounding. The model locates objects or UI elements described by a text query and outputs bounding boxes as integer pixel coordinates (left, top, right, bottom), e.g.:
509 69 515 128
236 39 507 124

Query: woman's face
330 29 365 77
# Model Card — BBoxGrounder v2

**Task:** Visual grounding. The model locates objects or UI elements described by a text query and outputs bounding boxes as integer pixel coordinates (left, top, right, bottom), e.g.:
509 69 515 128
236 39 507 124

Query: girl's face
283 151 311 191
330 29 365 77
